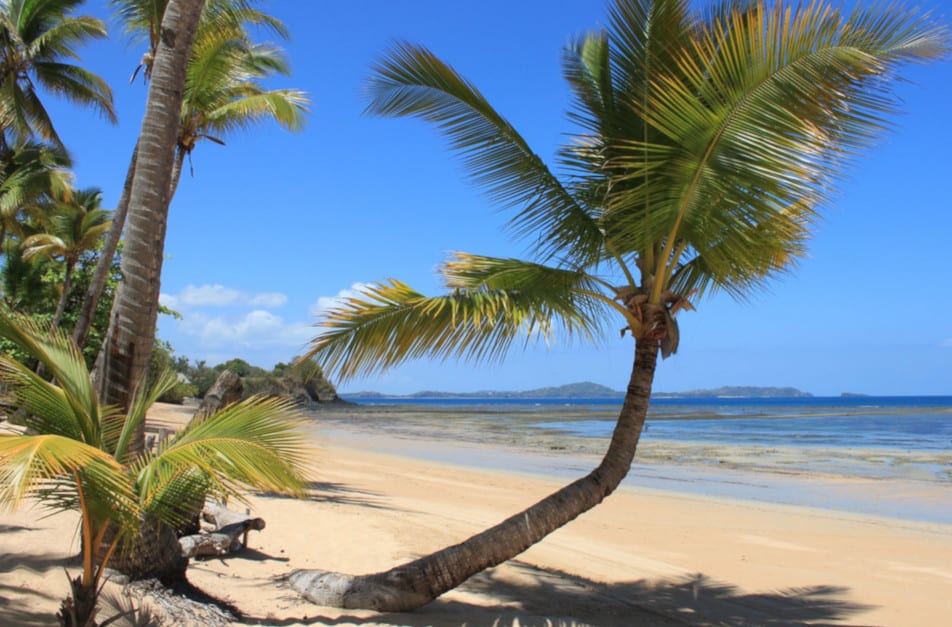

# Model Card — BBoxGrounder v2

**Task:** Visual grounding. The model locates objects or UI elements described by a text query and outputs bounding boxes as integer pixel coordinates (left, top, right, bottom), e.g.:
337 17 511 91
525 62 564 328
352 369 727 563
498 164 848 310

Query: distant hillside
407 381 622 399
654 386 812 398
345 383 811 399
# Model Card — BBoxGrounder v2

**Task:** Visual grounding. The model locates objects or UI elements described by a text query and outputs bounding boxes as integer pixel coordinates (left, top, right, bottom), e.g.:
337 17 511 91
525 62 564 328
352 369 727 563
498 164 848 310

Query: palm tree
111 0 287 83
290 0 948 611
0 0 116 150
0 311 309 625
21 188 110 329
94 0 205 424
0 140 72 254
72 1 307 350
170 24 308 193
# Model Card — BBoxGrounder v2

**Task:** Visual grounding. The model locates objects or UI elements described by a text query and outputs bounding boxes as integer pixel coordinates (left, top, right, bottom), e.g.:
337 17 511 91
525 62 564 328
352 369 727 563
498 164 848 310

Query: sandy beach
2 402 951 626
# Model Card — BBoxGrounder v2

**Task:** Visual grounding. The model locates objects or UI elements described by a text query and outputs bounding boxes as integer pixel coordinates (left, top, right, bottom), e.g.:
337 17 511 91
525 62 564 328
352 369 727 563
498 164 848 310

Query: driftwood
179 498 265 559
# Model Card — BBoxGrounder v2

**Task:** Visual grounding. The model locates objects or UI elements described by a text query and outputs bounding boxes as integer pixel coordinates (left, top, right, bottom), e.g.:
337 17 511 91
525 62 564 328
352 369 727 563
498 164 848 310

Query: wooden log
178 497 266 559
179 518 265 558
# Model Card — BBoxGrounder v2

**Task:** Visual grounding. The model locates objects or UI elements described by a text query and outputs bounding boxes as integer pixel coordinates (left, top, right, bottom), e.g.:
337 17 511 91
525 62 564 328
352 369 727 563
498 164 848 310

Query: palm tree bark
72 144 137 350
50 262 74 330
288 337 659 611
97 0 206 440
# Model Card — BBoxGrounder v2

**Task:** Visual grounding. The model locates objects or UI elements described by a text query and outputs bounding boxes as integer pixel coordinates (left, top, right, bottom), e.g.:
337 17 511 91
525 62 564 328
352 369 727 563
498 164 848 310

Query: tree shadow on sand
249 561 875 626
262 481 402 512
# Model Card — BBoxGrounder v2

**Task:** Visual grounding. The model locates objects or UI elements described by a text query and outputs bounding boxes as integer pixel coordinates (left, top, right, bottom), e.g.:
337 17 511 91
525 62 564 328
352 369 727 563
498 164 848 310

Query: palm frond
365 41 604 267
0 311 101 443
112 369 179 464
0 434 136 523
306 259 615 382
608 0 948 301
33 61 116 123
135 396 309 521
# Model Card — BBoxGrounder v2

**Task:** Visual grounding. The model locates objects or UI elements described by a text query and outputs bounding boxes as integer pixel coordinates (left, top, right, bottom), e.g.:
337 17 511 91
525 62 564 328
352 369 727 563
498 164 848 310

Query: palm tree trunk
96 0 205 442
169 150 185 201
72 143 138 351
288 337 660 611
50 262 73 330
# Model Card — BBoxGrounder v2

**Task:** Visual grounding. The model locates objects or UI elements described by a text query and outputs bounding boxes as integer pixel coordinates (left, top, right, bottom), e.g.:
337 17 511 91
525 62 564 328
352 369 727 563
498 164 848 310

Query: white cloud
180 309 313 349
168 284 287 309
179 284 242 306
309 282 372 317
248 292 288 308
941 338 952 348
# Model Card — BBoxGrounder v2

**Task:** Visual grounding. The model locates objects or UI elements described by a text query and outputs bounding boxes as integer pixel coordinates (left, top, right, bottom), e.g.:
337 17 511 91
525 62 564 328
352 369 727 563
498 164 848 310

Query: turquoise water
345 395 952 453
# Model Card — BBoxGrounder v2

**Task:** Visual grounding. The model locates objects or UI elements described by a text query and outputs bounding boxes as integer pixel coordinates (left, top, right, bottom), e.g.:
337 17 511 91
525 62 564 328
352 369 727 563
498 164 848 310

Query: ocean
343 395 952 454
328 395 952 523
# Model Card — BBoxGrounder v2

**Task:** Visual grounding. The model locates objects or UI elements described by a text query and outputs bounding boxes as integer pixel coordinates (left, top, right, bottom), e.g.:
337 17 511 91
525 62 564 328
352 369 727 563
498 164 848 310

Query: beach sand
2 402 951 626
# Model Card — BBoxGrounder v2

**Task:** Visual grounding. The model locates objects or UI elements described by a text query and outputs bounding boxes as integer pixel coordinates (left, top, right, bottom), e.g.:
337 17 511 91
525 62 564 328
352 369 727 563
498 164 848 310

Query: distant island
345 382 813 399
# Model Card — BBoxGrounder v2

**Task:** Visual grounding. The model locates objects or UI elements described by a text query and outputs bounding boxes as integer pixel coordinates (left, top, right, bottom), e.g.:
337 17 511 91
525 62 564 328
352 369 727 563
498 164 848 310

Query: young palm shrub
293 0 948 611
0 311 310 625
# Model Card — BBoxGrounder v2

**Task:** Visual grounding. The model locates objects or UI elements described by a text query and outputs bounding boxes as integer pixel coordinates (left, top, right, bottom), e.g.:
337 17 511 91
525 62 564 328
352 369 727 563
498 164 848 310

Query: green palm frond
0 311 102 443
29 15 108 61
173 14 308 162
136 396 309 519
606 0 948 302
33 61 116 123
365 41 604 266
111 369 180 464
203 89 309 135
306 261 615 382
0 0 114 146
0 434 136 523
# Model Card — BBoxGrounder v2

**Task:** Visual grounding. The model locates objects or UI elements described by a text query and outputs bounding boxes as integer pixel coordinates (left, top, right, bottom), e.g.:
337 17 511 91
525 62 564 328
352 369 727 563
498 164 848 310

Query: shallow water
311 397 952 524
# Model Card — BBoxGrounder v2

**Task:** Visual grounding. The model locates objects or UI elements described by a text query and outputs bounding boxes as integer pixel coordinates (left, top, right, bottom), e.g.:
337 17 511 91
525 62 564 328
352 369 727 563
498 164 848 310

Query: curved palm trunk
97 0 205 441
72 143 137 350
289 338 659 611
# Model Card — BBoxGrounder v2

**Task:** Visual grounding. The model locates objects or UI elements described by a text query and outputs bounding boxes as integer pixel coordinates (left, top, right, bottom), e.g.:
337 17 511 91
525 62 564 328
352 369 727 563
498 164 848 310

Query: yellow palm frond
305 257 618 382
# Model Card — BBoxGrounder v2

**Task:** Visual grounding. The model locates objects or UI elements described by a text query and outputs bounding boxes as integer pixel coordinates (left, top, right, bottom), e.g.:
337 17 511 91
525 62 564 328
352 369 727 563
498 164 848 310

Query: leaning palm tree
72 1 307 351
0 311 309 625
21 188 111 330
0 0 116 150
92 0 205 423
291 0 948 611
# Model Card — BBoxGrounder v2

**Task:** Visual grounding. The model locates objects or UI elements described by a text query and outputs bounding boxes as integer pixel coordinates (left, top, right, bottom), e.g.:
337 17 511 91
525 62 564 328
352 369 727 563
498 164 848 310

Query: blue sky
45 0 952 396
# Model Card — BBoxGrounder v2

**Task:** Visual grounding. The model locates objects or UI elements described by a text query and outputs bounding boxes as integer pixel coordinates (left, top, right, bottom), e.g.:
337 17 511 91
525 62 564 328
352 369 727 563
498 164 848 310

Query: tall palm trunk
288 337 660 611
96 0 205 446
73 144 137 351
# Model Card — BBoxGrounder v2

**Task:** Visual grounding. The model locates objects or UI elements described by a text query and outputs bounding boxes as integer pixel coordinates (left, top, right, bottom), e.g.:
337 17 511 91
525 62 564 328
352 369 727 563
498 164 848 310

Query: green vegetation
0 312 309 626
0 2 314 624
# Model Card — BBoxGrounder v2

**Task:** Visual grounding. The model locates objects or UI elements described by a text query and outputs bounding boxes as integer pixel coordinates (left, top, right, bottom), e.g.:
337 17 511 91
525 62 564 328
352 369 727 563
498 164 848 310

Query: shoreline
3 401 951 626
306 404 952 524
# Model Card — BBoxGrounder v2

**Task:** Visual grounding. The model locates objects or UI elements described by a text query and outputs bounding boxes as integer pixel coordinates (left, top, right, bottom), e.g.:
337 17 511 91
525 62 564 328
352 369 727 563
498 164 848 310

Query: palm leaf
0 311 101 443
306 258 616 382
0 434 136 525
365 41 604 267
134 396 308 523
608 0 948 301
111 369 179 464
